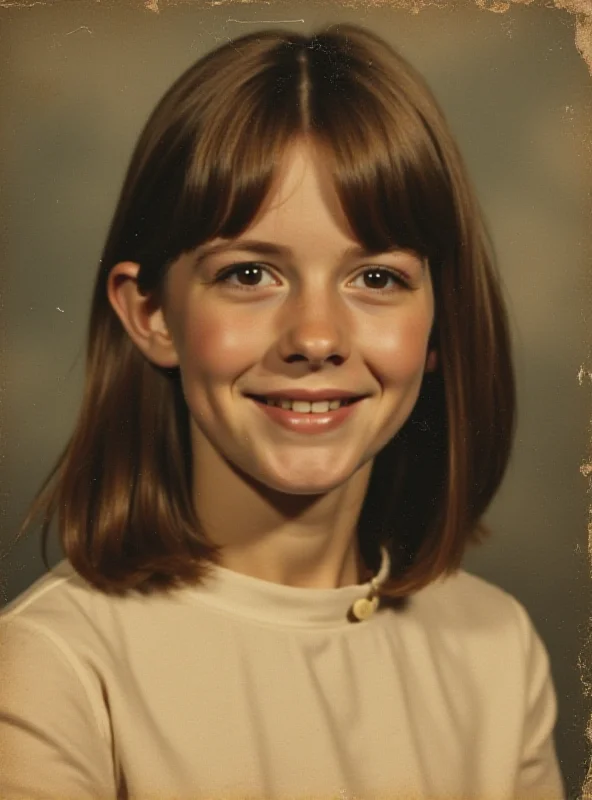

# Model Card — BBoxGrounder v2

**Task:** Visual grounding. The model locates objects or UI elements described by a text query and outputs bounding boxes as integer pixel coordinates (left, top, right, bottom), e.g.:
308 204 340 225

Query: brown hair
21 23 515 597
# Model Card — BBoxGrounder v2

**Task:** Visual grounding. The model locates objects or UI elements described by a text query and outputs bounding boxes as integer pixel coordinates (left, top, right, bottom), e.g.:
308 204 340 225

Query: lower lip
249 398 362 434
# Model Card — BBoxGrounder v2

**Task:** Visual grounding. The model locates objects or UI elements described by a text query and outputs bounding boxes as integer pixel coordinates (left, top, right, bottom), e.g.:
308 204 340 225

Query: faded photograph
0 2 589 798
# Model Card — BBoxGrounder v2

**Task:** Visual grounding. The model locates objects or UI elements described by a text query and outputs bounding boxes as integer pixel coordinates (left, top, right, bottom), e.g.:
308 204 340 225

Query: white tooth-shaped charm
352 595 379 621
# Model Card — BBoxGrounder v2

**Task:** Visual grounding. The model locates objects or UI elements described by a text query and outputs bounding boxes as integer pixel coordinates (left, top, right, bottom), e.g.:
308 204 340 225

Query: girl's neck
214 535 368 589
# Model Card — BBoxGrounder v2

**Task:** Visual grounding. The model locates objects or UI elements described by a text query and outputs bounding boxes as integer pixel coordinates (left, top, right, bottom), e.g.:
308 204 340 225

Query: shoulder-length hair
21 23 515 596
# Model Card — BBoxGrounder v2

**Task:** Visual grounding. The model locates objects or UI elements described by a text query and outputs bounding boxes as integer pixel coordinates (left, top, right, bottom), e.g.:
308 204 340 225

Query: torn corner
575 14 592 77
475 0 512 13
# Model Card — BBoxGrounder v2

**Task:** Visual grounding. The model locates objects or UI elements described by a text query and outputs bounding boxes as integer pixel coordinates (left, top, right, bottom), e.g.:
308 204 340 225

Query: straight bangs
306 45 457 263
112 37 310 296
109 26 459 296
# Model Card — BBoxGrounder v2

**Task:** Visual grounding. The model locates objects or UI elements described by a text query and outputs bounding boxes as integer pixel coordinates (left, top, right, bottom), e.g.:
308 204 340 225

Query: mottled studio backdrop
0 2 590 797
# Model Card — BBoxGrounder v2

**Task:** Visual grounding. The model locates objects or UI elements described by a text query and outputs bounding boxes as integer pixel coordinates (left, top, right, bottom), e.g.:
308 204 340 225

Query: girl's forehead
247 139 353 241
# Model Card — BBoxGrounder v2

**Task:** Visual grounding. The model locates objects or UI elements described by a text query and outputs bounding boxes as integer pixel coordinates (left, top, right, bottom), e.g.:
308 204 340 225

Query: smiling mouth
248 396 362 413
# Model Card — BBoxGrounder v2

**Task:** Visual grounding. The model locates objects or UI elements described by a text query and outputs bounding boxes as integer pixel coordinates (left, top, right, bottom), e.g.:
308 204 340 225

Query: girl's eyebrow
193 239 416 263
194 239 291 263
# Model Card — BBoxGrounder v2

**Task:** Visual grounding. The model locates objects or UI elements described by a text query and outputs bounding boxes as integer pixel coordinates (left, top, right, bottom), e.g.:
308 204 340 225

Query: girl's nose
276 290 351 367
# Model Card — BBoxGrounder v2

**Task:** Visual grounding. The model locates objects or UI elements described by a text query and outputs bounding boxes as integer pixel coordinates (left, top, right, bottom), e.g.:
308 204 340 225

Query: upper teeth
264 398 348 412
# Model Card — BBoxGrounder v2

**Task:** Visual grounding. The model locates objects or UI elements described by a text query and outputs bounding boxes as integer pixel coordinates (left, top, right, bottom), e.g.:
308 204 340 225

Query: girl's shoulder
2 560 117 623
0 560 152 657
403 567 545 664
414 567 520 618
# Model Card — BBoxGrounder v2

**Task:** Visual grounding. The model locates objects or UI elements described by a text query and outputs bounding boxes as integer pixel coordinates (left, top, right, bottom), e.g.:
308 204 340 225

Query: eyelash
212 262 411 295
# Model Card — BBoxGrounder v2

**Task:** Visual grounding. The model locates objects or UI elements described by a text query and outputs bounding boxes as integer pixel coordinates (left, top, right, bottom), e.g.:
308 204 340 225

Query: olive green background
0 2 590 796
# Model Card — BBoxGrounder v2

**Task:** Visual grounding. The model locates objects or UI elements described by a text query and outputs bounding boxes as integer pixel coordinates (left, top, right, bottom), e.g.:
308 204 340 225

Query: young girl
0 23 564 800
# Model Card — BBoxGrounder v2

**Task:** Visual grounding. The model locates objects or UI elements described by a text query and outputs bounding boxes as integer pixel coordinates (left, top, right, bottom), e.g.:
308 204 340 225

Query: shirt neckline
185 546 390 628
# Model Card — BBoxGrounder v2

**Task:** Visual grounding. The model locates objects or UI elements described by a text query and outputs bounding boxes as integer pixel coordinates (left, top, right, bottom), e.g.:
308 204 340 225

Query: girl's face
162 139 435 496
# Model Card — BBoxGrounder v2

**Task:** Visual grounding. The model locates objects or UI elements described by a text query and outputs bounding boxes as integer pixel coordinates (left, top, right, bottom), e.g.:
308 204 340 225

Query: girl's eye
350 268 409 292
213 262 410 293
214 263 276 288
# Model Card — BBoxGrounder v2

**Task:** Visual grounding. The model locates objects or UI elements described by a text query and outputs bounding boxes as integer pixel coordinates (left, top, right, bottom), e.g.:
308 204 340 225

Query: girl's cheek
181 310 267 373
364 313 433 375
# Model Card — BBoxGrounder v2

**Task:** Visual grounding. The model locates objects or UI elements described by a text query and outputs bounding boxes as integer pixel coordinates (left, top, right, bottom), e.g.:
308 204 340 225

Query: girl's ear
107 261 180 368
425 350 438 372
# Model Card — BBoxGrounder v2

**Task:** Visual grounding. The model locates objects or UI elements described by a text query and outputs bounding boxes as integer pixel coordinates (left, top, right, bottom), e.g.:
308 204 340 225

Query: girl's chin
250 461 367 497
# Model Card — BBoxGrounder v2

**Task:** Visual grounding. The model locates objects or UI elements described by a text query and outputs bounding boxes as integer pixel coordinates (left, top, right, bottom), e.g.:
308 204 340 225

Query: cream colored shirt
0 556 564 800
